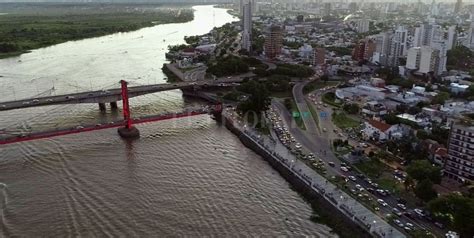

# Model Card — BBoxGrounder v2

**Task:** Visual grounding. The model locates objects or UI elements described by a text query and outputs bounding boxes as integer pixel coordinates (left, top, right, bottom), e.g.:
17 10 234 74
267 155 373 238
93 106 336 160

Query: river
0 5 335 237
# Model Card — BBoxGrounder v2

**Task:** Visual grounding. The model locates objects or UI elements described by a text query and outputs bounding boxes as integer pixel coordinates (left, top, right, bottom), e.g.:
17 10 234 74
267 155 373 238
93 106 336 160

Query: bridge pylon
117 80 140 139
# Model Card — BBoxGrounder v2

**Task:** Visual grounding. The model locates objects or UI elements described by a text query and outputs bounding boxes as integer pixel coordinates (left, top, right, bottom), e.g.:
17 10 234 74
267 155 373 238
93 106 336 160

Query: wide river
0 5 335 237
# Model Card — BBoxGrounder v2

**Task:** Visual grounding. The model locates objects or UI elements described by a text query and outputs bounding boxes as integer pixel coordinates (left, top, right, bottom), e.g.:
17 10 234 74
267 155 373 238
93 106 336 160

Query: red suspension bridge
0 80 223 145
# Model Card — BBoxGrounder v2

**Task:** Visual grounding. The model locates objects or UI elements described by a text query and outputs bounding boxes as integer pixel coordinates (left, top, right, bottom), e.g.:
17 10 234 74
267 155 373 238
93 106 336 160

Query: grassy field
322 92 343 107
305 98 320 131
290 99 306 130
332 111 359 129
0 3 193 58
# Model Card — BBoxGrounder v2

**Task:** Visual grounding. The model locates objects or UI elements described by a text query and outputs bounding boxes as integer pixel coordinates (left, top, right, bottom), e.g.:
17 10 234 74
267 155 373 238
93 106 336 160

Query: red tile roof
367 119 392 132
435 147 448 157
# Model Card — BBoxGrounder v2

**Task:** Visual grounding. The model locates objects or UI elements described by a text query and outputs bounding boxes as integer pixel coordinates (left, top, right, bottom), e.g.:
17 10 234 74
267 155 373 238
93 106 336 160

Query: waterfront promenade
223 109 405 238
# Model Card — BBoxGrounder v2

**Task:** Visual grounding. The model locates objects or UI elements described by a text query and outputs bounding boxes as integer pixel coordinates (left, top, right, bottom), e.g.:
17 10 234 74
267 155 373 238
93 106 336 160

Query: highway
271 88 438 237
292 81 320 135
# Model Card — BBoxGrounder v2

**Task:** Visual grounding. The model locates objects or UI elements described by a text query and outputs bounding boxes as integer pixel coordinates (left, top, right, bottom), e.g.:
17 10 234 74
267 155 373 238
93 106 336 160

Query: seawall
222 115 372 238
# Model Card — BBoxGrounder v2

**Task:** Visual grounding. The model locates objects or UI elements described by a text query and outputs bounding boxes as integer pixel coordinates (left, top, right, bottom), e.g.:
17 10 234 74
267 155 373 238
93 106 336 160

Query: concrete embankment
222 115 372 238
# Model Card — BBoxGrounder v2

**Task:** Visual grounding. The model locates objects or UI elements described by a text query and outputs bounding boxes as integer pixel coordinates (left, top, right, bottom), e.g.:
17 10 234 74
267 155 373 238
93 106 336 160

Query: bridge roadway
0 107 213 145
0 79 241 112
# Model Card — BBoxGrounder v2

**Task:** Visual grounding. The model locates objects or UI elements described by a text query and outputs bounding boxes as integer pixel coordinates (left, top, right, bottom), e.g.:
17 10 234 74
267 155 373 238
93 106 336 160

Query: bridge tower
117 80 140 138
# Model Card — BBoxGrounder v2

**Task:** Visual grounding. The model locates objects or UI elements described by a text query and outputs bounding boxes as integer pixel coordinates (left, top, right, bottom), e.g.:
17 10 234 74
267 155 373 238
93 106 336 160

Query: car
404 226 412 232
392 208 403 216
397 203 407 210
376 189 388 196
22 101 30 105
1 105 6 108
434 222 444 229
397 198 407 204
76 126 84 130
394 219 404 227
322 128 327 132
340 166 349 172
348 176 356 181
414 208 425 217
32 99 39 103
405 223 414 229
66 96 75 100
46 99 53 102
377 199 388 207
328 162 335 167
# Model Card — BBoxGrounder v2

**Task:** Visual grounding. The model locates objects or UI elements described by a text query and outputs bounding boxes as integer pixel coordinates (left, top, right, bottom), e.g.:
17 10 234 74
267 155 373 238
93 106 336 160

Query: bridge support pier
110 102 118 110
118 126 140 139
117 80 140 139
98 103 106 111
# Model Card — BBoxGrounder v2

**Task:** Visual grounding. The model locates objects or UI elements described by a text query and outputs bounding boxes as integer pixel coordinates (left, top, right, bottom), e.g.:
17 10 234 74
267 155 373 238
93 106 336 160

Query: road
0 77 244 112
292 82 320 135
184 67 207 81
272 89 438 237
226 107 406 238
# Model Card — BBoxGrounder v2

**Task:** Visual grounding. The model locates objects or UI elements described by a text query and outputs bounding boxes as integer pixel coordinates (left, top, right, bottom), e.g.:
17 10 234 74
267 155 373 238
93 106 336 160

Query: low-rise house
362 119 407 141
422 139 448 166
362 101 387 117
450 83 469 94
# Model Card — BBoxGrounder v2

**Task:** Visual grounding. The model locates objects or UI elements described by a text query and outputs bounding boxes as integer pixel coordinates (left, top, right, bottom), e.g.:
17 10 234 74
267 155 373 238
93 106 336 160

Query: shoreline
0 6 194 59
220 112 372 238
177 87 371 237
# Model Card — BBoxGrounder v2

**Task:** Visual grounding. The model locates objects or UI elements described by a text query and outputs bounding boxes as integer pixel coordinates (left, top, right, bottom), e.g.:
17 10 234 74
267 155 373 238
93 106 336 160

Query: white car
348 176 357 181
377 199 388 207
340 166 349 172
397 203 406 210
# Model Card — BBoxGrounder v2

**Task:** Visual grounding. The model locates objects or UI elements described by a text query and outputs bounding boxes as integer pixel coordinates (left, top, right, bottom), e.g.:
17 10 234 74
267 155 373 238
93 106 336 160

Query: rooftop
367 119 392 132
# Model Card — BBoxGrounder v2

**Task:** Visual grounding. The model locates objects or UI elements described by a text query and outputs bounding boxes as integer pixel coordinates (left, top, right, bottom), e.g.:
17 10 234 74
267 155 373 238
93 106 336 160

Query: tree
321 74 329 83
404 176 415 191
237 81 271 115
432 91 450 105
414 179 438 202
428 194 474 237
284 98 292 111
343 103 360 114
406 160 442 184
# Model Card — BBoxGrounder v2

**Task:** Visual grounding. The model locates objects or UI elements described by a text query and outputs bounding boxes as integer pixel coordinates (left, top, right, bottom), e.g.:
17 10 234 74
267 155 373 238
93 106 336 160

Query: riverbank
221 112 372 238
0 3 193 58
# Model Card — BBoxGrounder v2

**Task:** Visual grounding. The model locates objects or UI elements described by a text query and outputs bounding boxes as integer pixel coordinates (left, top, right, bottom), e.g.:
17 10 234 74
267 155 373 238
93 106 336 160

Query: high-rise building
370 32 391 65
406 46 445 75
356 19 370 33
464 17 474 49
406 47 421 70
352 40 366 61
454 0 462 14
364 39 376 60
312 48 326 66
264 25 283 59
444 120 474 183
387 26 407 67
241 0 252 52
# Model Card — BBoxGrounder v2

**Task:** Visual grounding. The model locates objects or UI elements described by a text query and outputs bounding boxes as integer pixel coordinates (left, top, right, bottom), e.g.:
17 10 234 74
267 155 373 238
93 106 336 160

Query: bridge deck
0 109 213 145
